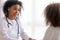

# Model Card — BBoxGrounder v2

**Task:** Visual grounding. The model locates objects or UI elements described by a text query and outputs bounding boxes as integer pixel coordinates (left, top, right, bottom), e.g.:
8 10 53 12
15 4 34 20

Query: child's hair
44 3 60 27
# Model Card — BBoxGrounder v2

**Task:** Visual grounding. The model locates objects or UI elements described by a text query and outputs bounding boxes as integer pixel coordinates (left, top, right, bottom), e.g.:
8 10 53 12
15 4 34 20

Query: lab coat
0 17 29 40
43 26 60 40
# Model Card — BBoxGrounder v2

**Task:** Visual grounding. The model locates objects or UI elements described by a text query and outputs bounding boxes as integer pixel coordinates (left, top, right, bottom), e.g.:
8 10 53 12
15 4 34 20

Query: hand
29 38 36 40
22 38 36 40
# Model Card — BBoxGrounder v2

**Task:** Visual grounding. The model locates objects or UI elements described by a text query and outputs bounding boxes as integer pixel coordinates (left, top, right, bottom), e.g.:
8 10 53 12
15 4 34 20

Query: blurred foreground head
44 3 60 27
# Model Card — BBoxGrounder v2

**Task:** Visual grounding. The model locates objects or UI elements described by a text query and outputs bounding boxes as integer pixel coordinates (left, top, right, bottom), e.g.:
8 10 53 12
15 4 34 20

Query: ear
8 8 10 11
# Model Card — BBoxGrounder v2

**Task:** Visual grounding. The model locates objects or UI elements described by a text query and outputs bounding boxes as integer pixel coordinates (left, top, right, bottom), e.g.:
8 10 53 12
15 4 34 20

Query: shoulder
44 26 56 37
47 26 60 32
46 26 55 33
44 26 57 38
43 26 56 40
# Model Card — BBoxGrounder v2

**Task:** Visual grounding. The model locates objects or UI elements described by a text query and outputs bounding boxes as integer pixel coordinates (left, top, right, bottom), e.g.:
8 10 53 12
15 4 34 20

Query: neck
7 15 15 20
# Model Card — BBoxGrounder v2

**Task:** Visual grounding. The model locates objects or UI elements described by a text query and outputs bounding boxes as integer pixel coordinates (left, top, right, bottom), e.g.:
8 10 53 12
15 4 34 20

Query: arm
18 19 35 40
19 26 36 40
0 20 11 40
19 26 31 40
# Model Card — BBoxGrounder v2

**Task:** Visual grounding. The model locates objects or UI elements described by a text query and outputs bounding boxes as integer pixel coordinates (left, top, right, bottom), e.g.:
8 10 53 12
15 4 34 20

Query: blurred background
0 0 60 40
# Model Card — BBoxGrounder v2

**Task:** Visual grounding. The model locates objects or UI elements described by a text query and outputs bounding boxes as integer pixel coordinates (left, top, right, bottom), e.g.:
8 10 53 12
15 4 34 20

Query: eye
13 8 16 10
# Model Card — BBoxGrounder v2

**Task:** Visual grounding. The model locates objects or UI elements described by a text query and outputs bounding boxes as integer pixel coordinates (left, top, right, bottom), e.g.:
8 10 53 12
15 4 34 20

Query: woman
43 3 60 40
0 0 34 40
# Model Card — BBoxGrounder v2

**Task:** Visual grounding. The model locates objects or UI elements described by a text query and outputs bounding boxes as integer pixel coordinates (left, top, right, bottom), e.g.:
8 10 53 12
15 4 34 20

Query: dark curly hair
44 3 60 27
3 0 23 17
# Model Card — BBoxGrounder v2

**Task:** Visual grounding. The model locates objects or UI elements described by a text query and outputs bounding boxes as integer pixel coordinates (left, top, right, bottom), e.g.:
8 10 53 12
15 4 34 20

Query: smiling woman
0 0 36 40
6 4 20 20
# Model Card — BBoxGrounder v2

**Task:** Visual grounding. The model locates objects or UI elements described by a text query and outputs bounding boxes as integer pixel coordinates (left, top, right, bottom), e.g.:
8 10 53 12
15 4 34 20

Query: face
8 4 21 19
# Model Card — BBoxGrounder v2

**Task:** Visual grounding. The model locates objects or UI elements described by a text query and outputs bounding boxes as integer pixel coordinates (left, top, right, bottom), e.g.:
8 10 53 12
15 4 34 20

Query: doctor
0 0 35 40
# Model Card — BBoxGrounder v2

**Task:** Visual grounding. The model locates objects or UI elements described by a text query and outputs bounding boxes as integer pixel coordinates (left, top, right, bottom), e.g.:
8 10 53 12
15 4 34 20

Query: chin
12 17 15 20
13 16 17 19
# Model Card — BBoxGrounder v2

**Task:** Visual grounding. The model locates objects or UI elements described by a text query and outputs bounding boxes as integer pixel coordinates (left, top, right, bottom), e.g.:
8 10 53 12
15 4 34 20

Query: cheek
11 10 16 13
8 9 19 16
8 11 15 16
11 11 16 15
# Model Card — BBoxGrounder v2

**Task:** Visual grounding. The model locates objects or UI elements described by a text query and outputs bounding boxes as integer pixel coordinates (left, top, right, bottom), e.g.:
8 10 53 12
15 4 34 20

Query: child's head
44 3 60 27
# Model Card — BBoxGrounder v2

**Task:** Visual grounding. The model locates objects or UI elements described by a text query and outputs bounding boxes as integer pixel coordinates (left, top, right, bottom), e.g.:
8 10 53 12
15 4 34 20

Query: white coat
0 17 29 40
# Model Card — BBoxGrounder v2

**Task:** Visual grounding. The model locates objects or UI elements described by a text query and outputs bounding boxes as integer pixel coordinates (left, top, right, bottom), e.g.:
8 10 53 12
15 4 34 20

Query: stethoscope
6 17 19 35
